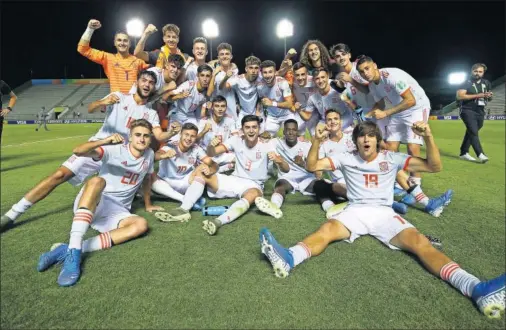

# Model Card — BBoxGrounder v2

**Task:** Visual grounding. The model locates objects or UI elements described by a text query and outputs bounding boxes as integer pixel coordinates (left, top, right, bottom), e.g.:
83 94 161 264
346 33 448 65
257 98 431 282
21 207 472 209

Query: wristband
81 27 94 42
272 101 278 107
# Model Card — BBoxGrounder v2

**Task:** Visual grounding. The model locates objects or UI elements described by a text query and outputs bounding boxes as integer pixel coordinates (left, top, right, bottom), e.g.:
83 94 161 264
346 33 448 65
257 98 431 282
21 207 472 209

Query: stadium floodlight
202 19 219 61
276 19 293 55
126 18 145 41
448 72 466 85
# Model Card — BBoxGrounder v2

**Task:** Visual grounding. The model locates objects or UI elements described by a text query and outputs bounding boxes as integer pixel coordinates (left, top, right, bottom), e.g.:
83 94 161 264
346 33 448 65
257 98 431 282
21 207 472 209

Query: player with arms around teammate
0 71 180 232
197 96 238 173
255 119 318 219
37 120 161 287
257 60 295 136
77 19 149 94
151 123 218 222
291 62 319 136
259 120 505 319
203 115 290 235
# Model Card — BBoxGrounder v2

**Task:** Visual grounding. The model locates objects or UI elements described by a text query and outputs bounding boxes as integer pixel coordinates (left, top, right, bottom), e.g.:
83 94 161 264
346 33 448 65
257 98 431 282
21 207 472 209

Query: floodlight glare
126 19 145 38
202 19 219 38
276 19 293 39
448 72 466 85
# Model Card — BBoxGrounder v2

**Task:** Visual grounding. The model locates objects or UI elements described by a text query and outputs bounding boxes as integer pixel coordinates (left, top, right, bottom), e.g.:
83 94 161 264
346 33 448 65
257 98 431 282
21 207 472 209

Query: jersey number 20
121 171 140 185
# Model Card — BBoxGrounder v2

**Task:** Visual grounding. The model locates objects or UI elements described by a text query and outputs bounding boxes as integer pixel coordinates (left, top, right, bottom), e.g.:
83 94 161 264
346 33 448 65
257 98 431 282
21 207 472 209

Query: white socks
152 179 184 202
218 198 250 225
271 193 284 208
321 200 335 212
5 198 33 221
82 232 112 253
289 242 312 267
440 262 480 297
409 185 429 206
180 178 205 211
68 208 93 250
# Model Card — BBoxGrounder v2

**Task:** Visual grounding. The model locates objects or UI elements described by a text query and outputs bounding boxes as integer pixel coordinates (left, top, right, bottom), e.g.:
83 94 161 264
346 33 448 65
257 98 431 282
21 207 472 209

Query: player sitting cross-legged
151 123 218 222
37 120 161 287
259 121 505 319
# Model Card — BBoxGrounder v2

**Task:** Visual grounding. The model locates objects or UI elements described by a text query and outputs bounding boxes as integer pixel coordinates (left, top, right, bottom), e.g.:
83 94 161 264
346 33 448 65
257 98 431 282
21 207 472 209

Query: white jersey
292 76 317 108
228 74 262 114
158 141 208 180
171 80 207 119
197 115 238 148
368 68 431 118
185 62 200 82
91 92 160 142
349 61 369 86
129 67 165 95
95 144 154 210
306 88 354 130
222 136 276 184
275 138 313 181
256 77 292 117
213 68 240 119
328 150 410 206
319 133 356 182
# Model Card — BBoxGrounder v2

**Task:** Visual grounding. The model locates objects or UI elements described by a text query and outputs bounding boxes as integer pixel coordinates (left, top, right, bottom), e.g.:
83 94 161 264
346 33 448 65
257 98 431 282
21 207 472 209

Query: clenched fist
106 133 124 145
144 24 158 36
314 123 329 141
101 93 120 105
411 121 432 137
88 19 101 30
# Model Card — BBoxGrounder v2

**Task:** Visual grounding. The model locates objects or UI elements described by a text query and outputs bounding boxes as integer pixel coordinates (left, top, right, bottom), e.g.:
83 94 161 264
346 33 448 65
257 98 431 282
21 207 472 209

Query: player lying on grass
313 109 452 218
259 121 505 320
254 119 318 219
201 115 290 235
0 71 181 233
37 120 161 287
196 95 238 173
150 123 218 222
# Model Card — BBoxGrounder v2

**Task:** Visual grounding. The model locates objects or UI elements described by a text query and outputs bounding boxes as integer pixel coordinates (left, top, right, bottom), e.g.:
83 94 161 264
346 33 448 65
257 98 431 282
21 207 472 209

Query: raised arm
207 140 228 157
152 122 181 142
403 122 442 173
72 134 124 158
88 93 119 113
134 24 158 63
306 124 334 172
77 19 106 64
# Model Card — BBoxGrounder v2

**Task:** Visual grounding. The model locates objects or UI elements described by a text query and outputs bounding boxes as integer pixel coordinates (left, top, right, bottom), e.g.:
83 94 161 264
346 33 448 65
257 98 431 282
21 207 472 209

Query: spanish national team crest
188 156 195 165
143 113 149 119
379 161 389 172
298 149 304 157
123 106 128 111
141 160 148 171
256 151 261 159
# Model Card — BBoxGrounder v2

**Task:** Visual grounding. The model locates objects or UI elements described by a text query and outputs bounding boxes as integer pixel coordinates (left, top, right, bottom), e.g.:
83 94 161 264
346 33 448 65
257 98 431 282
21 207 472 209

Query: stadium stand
62 84 110 119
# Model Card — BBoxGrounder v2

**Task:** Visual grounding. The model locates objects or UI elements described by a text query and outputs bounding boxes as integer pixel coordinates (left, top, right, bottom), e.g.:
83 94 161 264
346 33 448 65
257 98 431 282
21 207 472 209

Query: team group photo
1 1 505 328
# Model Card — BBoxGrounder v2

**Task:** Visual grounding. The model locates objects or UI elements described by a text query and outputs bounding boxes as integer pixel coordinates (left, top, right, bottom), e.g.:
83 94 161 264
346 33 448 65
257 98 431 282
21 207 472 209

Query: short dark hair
329 43 351 57
245 55 261 67
356 55 374 68
114 31 130 40
167 54 185 68
130 119 153 133
217 43 232 53
283 119 298 127
193 37 208 47
181 122 198 133
197 64 213 74
260 60 276 70
212 95 227 104
241 115 261 127
292 62 307 72
471 63 487 72
352 121 382 150
138 70 158 85
325 109 341 119
312 67 329 78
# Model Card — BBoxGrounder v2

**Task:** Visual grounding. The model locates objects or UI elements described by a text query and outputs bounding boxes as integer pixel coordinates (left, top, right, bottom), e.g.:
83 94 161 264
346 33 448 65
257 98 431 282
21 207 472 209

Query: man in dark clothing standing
456 63 493 163
0 80 18 144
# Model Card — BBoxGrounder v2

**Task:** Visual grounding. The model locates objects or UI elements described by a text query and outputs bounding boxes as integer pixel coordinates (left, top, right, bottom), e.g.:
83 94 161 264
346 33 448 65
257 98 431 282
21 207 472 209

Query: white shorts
213 152 235 166
208 174 263 199
62 155 102 186
386 107 429 145
276 174 316 196
73 189 135 233
265 113 295 135
157 173 192 195
334 205 414 250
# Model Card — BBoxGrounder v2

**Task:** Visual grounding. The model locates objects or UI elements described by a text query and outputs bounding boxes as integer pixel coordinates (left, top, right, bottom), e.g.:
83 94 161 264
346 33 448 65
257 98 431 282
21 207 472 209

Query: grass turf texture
1 122 505 329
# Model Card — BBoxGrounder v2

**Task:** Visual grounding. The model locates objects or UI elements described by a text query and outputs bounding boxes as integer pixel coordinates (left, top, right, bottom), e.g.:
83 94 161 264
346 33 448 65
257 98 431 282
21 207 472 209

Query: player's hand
411 121 432 137
107 133 125 145
294 155 306 168
210 136 222 147
160 149 177 159
314 123 329 141
143 24 158 36
226 70 234 78
294 102 302 112
365 109 386 120
146 205 164 213
88 19 101 30
259 131 272 142
102 93 120 105
168 121 181 136
203 120 213 133
200 164 212 176
185 56 194 65
268 152 283 164
286 48 297 58
261 98 273 107
173 90 191 100
336 72 352 83
0 108 12 117
484 91 493 98
282 59 292 68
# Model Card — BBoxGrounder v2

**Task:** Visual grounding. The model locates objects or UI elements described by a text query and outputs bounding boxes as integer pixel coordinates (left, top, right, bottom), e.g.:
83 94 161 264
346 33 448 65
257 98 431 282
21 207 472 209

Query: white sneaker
478 154 489 163
460 153 477 161
255 197 283 219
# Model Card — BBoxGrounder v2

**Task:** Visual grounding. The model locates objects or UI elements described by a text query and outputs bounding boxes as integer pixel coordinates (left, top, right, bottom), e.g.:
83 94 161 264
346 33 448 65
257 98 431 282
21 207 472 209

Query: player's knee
132 218 149 236
87 177 106 190
51 167 73 183
318 220 340 239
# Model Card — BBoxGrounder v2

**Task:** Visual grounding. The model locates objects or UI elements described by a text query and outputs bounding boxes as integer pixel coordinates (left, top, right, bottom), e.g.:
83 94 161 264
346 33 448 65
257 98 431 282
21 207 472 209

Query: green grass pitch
1 121 505 329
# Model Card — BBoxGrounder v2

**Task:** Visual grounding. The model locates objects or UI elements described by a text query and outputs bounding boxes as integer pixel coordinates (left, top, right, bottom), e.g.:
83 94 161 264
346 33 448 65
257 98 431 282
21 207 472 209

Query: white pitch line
2 135 89 148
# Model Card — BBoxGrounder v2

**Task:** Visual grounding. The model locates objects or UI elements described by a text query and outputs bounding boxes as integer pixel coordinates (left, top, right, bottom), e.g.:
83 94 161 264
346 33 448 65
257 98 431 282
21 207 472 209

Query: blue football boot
472 273 505 319
37 243 68 272
392 201 408 215
57 248 82 287
259 228 294 278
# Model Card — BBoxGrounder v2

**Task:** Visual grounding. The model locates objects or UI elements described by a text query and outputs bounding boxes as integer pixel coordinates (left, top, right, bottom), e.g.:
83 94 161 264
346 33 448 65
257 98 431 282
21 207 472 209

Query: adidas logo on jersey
122 161 128 166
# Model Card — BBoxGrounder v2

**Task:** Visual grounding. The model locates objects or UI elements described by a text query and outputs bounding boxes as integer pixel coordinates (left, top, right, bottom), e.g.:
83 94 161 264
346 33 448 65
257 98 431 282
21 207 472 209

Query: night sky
1 0 504 104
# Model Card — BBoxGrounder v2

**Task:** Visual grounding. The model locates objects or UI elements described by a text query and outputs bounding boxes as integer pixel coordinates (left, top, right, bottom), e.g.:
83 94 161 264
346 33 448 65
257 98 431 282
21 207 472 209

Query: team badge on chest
379 161 389 172
256 151 262 159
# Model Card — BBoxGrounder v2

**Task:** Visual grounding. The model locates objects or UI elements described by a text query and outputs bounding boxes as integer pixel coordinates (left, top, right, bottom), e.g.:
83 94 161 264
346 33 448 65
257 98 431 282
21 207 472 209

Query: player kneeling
203 115 290 235
259 121 505 319
151 123 218 222
255 119 317 219
37 120 161 287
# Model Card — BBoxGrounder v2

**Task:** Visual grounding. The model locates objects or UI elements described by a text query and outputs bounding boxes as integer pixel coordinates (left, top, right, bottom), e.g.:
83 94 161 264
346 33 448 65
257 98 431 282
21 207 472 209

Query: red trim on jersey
327 157 336 171
400 88 411 97
403 156 412 171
